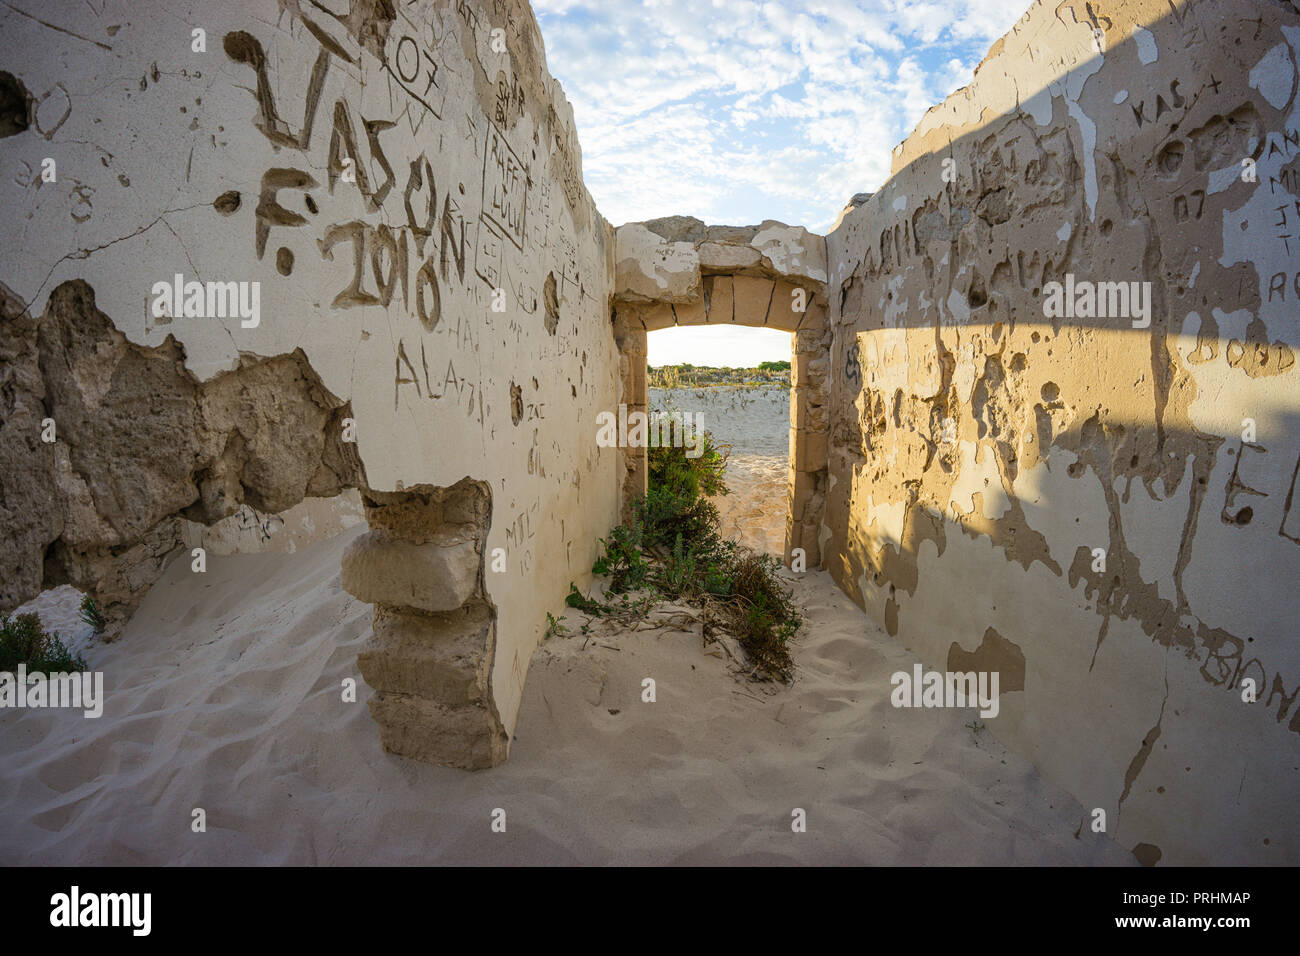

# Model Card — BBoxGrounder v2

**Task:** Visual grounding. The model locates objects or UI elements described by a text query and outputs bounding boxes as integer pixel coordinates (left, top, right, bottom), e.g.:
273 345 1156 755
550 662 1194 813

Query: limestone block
766 280 806 331
640 303 677 332
699 241 762 272
790 387 810 431
614 223 702 304
360 482 486 544
673 298 708 326
752 221 828 285
805 399 830 432
788 476 817 523
631 354 648 395
367 692 508 770
358 605 492 701
798 301 829 332
732 275 775 325
804 430 829 467
791 352 811 387
797 524 821 567
341 529 478 613
795 328 825 354
794 354 828 389
791 428 829 472
705 275 735 323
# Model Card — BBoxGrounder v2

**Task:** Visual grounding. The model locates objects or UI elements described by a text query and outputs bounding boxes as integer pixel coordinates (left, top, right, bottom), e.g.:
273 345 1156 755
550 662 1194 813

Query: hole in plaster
213 190 241 214
1041 381 1059 402
0 71 32 137
509 381 523 425
1156 141 1184 176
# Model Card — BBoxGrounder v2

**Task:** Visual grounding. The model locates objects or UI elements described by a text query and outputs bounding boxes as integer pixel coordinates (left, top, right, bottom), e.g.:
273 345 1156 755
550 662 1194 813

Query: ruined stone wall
0 0 619 767
824 0 1300 863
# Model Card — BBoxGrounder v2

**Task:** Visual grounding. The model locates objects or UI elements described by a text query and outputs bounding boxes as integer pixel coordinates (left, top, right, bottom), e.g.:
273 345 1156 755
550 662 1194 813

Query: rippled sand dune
0 528 1131 865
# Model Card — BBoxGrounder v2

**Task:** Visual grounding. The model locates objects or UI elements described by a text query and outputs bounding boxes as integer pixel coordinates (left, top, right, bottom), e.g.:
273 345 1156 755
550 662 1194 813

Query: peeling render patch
0 70 31 137
1249 42 1295 111
1132 26 1158 66
825 0 1300 864
947 626 1026 693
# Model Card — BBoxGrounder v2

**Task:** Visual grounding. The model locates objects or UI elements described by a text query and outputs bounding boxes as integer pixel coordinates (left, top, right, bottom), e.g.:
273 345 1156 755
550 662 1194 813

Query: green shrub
79 595 107 633
636 485 721 551
591 521 650 592
0 613 87 673
570 419 800 682
647 432 729 502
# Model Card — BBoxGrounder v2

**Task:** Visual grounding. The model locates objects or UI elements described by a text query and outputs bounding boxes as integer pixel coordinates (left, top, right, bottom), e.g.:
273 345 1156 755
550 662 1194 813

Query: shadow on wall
822 0 1300 864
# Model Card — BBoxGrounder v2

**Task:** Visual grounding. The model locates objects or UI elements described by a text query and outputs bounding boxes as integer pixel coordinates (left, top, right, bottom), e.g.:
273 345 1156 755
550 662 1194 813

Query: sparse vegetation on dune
565 413 800 682
648 363 790 388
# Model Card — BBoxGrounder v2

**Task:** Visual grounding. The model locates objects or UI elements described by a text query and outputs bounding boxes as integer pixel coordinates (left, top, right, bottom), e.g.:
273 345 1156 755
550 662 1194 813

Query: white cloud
533 0 1026 231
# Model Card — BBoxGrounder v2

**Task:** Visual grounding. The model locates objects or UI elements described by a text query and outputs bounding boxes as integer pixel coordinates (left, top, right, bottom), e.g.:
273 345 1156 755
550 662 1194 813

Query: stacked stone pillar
340 480 507 770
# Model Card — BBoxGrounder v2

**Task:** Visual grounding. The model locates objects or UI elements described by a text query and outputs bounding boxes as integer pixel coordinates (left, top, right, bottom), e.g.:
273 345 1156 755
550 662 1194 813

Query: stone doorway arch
611 217 831 568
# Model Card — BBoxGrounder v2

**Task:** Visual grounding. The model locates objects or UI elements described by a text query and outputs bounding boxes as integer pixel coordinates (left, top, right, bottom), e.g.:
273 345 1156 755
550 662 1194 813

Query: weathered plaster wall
612 216 831 565
825 0 1300 863
0 0 619 767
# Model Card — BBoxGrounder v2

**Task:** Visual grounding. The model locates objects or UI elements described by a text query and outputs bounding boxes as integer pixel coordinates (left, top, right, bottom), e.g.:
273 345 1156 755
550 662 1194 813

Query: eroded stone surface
0 279 362 626
615 216 828 306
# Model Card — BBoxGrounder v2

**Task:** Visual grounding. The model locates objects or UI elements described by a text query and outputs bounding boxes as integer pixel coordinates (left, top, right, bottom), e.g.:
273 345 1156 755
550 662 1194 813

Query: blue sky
532 0 1029 365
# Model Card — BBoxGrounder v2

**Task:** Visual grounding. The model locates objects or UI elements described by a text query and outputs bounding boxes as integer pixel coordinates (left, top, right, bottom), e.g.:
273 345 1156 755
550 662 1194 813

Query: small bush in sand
78 595 107 634
569 429 800 682
647 414 729 502
0 613 87 673
591 521 650 592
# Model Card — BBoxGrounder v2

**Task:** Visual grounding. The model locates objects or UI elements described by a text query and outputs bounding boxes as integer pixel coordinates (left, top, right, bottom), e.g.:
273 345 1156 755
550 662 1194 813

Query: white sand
0 525 1133 865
